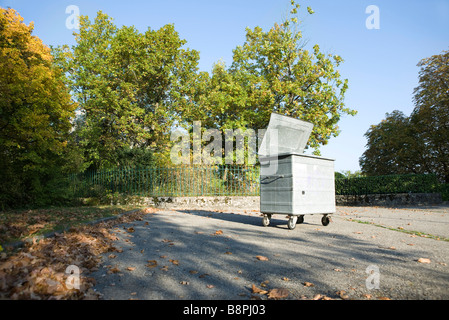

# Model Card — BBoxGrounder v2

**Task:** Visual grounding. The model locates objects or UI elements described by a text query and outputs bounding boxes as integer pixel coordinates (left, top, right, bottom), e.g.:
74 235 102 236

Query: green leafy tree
53 11 201 169
359 111 422 176
0 8 76 208
185 1 356 155
339 170 364 178
411 49 449 182
360 50 449 182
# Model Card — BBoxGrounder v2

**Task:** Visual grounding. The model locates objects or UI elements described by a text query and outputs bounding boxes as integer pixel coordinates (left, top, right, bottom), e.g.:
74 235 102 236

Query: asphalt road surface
91 205 449 300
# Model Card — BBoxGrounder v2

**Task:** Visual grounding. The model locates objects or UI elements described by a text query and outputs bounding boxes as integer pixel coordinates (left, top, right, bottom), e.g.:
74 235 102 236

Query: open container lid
258 113 313 157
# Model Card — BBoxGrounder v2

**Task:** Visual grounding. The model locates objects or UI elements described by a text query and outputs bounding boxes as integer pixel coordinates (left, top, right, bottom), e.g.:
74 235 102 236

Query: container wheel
297 215 304 224
321 215 330 226
287 216 298 230
262 214 271 227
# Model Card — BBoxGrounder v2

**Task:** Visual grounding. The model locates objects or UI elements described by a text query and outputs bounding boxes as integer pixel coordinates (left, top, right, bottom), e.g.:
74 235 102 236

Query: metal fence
69 167 439 198
69 165 260 197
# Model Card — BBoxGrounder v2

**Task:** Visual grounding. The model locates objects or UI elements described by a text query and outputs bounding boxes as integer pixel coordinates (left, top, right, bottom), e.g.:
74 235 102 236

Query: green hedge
439 183 449 201
335 174 440 196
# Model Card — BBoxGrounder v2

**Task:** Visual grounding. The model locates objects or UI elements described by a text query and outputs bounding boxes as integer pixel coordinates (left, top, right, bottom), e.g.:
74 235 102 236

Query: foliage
1 3 358 207
335 172 346 180
359 110 420 176
439 184 449 201
0 8 77 209
0 208 153 300
360 50 449 183
52 12 201 170
338 170 365 179
411 49 449 183
335 174 440 196
0 206 139 245
179 1 357 155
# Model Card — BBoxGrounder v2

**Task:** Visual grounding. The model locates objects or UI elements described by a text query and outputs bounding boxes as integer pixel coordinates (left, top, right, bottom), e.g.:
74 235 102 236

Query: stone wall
336 193 442 206
139 196 260 211
125 193 442 209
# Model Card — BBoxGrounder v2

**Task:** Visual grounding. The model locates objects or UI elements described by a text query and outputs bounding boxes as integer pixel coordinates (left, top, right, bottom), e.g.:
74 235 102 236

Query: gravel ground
90 205 449 300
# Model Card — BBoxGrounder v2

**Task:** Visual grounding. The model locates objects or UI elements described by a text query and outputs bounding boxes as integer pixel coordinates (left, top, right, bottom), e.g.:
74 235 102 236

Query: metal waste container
258 113 336 230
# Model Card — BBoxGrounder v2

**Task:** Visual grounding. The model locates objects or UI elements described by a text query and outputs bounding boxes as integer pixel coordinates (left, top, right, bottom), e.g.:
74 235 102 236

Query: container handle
260 175 285 184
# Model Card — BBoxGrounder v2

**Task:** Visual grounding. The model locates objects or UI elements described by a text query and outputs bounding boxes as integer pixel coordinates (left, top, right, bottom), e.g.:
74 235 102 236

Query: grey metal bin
258 113 336 230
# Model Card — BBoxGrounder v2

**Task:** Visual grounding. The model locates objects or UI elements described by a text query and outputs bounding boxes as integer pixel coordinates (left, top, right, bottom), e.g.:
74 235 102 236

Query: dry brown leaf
169 259 179 266
267 288 289 299
251 284 268 295
336 290 349 299
108 266 120 274
206 285 215 289
146 260 158 268
303 282 314 287
143 207 158 214
126 227 135 233
215 230 223 235
256 255 269 261
417 258 431 264
189 270 198 274
126 267 136 271
225 251 232 255
180 281 189 285
282 277 291 282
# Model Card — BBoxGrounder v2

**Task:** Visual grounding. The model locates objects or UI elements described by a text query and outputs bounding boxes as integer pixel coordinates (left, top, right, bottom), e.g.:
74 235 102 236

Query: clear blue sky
2 0 448 173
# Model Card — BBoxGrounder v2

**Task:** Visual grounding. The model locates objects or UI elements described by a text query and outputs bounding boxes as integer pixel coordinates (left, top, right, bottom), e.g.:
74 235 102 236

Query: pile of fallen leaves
0 208 156 300
0 206 140 245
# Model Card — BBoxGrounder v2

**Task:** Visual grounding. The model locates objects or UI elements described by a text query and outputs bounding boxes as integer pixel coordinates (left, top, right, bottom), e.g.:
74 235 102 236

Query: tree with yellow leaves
0 8 76 208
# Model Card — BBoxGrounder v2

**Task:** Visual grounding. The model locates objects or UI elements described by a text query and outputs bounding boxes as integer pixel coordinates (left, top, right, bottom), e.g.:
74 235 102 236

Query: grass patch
0 205 143 245
348 218 449 242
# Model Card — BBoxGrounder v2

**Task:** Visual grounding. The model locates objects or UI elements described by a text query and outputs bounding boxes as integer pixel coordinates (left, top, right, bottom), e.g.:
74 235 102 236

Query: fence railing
69 167 439 198
69 165 260 197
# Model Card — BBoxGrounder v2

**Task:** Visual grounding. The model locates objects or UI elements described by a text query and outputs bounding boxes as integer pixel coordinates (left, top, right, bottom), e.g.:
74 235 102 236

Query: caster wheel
297 215 304 224
287 216 298 230
321 215 330 226
262 214 271 227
